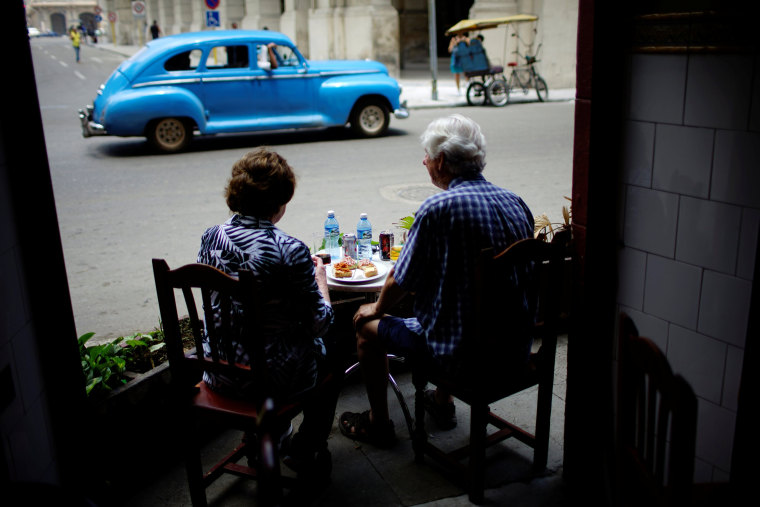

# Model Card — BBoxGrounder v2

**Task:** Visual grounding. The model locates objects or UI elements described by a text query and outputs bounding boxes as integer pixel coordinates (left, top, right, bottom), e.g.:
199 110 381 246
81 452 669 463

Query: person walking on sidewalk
69 27 81 63
150 20 161 39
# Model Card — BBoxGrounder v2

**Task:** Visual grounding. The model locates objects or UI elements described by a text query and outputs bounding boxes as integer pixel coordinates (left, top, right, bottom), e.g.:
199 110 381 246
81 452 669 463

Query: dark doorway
435 0 474 57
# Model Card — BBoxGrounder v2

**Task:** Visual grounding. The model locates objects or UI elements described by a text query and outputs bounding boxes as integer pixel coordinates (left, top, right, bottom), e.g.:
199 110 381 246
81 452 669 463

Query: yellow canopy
445 14 538 35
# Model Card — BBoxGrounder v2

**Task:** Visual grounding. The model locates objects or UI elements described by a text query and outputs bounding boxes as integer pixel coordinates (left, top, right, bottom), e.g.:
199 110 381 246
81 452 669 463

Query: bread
333 266 353 278
361 265 378 277
360 263 378 277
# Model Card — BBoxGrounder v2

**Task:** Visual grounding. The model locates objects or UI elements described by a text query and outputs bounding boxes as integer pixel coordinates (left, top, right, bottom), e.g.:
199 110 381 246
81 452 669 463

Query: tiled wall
1 146 58 483
617 52 759 481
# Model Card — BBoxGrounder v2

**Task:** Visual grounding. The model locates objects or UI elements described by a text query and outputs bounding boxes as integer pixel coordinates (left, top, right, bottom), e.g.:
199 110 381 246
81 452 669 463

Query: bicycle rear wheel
535 76 549 102
486 78 509 107
466 81 488 106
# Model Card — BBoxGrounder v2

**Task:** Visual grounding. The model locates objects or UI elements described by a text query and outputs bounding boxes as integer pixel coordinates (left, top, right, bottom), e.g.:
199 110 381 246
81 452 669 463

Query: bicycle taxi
446 14 548 106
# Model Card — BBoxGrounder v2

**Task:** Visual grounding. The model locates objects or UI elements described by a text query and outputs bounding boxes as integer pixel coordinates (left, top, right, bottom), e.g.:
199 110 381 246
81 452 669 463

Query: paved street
30 36 574 343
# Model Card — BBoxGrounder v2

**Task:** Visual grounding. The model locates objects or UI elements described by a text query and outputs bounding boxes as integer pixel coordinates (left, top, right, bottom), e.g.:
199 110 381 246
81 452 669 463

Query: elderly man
339 114 535 447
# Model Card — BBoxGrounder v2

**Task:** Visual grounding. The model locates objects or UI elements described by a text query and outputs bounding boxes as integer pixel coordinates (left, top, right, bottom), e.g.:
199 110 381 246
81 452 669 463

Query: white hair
419 114 487 176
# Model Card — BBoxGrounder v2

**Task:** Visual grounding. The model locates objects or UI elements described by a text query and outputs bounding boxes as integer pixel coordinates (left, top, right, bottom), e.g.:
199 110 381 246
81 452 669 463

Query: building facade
25 0 578 87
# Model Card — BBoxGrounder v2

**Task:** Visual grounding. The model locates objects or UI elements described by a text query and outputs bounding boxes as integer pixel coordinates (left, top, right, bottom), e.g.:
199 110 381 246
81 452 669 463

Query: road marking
60 60 69 68
75 71 86 80
91 57 102 64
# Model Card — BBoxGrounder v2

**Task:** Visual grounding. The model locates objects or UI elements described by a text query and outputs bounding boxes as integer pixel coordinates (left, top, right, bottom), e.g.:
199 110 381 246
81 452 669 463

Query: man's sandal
339 410 396 448
423 389 457 430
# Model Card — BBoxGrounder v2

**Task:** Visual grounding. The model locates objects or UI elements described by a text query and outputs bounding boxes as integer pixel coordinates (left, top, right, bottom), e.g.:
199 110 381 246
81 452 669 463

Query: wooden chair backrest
618 314 697 506
152 259 266 394
476 239 564 348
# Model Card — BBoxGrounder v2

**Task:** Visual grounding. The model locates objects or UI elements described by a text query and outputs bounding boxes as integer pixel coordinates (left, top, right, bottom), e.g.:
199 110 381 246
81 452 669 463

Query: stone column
176 0 195 32
226 0 247 29
343 0 400 77
160 0 175 35
240 0 281 31
281 0 310 54
308 0 335 61
468 0 520 68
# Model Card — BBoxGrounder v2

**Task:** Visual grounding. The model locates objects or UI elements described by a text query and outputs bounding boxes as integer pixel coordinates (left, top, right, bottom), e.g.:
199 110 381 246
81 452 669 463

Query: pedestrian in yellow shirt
69 27 81 63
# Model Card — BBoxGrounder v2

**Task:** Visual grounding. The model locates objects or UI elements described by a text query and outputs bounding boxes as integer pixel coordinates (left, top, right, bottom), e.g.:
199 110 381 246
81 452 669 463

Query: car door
199 43 261 132
250 42 318 129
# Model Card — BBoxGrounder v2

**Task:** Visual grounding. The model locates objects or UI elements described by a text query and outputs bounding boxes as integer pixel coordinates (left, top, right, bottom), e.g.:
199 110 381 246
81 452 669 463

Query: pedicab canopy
445 14 538 35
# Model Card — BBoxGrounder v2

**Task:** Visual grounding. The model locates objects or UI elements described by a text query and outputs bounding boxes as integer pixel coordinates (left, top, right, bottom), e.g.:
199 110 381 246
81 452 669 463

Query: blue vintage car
79 30 408 152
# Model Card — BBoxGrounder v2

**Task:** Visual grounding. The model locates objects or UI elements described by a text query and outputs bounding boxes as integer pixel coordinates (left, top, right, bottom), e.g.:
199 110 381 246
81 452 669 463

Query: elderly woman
197 147 338 477
340 114 534 447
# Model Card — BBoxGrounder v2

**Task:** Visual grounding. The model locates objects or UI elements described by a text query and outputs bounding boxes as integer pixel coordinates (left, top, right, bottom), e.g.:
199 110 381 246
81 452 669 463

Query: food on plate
360 263 378 277
334 256 358 270
333 265 353 278
358 259 378 277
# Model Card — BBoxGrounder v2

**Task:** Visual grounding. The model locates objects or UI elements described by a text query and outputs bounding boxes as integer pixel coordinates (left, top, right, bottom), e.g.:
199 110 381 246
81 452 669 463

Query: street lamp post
428 0 438 100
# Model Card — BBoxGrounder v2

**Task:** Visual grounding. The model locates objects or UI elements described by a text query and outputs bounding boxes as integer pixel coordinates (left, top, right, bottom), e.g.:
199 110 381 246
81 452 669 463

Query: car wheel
350 100 389 137
148 118 191 153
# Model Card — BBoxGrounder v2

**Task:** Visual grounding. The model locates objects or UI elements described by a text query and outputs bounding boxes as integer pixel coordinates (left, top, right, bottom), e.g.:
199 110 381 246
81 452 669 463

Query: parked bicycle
506 43 549 103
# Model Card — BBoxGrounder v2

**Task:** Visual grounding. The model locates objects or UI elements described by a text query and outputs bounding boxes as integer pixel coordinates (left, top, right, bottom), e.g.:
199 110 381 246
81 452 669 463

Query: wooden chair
617 313 698 507
411 239 569 503
152 259 336 506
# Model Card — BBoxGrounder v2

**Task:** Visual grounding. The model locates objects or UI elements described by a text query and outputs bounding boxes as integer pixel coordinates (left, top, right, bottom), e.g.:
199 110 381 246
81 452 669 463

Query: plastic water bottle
324 210 340 260
356 213 372 260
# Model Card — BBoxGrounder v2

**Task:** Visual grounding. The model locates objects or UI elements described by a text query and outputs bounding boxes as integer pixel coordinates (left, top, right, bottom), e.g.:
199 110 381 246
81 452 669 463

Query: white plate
327 261 388 283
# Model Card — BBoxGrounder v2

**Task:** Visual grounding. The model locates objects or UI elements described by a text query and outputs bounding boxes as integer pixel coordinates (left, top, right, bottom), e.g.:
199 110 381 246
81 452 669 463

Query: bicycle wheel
486 78 509 107
535 76 549 102
466 81 488 106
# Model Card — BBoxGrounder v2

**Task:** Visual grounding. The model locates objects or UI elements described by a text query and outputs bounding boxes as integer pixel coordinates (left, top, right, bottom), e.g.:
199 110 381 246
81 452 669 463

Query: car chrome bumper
394 100 409 120
78 105 107 137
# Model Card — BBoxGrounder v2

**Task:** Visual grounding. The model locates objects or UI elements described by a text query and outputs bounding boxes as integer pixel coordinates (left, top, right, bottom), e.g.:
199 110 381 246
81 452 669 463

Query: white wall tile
618 306 669 353
723 346 743 411
712 130 760 208
737 208 759 280
624 186 679 257
698 270 751 347
6 399 54 482
644 255 702 329
696 400 736 471
617 247 647 310
622 121 654 187
675 197 741 274
685 55 753 130
628 54 687 124
652 124 713 198
668 325 725 404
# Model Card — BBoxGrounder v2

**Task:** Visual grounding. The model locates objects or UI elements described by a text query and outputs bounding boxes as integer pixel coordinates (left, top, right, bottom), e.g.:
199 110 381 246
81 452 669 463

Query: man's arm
353 267 408 329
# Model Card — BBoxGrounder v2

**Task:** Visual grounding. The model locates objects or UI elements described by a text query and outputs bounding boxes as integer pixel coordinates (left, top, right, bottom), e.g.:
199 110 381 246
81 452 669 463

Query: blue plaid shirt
394 175 534 358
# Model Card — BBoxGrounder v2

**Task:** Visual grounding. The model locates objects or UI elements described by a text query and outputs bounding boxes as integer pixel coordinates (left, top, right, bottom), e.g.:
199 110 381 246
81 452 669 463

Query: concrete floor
117 335 568 506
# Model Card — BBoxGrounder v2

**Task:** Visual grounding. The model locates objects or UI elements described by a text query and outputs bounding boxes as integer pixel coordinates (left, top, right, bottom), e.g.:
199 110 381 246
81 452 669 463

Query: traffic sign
132 1 146 18
205 0 220 10
108 11 117 23
206 10 220 27
94 6 102 15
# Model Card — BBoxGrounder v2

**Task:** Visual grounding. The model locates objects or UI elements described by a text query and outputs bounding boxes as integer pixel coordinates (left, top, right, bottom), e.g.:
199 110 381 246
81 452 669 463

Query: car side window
206 45 250 70
271 44 299 67
164 49 202 71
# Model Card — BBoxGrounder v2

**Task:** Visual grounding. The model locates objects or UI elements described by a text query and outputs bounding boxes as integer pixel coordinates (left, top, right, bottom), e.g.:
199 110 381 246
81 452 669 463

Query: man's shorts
377 316 427 361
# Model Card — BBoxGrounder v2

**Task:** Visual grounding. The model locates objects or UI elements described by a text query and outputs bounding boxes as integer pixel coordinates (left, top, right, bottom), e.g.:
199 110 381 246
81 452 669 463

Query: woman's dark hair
224 147 296 219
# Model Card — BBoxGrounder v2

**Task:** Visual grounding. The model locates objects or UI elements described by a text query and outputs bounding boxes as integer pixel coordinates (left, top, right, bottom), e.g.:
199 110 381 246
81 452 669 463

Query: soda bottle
356 213 372 260
324 210 340 260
